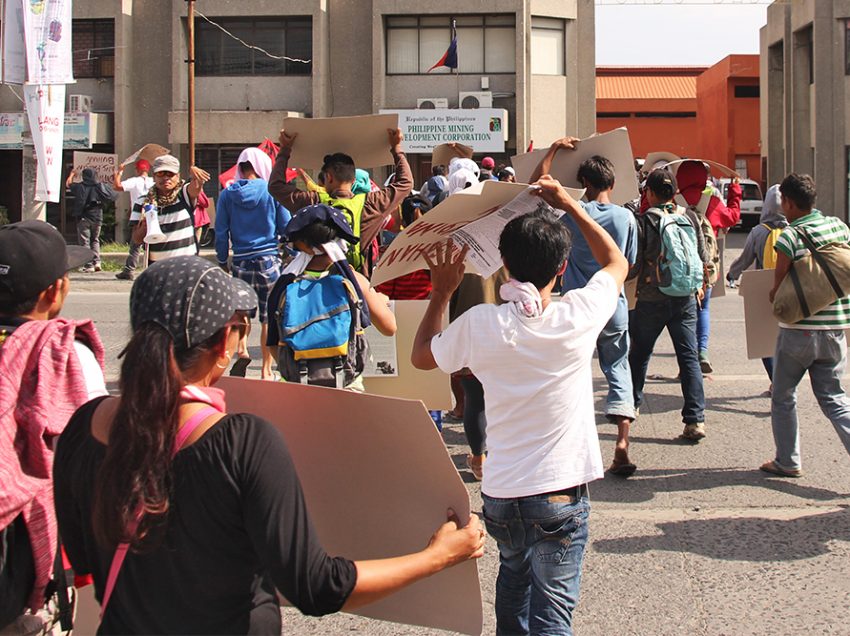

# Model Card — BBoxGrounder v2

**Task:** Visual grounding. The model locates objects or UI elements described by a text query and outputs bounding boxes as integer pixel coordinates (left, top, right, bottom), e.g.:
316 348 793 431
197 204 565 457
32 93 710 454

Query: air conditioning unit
459 91 492 109
417 97 449 109
69 94 93 113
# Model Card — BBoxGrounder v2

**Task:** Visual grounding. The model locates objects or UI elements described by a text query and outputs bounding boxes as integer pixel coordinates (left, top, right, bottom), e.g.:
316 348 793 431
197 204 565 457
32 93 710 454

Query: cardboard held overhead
642 151 681 174
371 180 583 288
216 377 482 635
510 128 639 205
122 143 170 167
663 158 740 179
363 300 452 410
431 142 473 169
739 268 778 359
283 114 400 169
72 151 117 185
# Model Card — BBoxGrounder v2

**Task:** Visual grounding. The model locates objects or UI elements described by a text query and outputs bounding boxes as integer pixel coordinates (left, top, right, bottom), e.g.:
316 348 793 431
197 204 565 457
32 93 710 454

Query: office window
385 15 516 75
531 17 565 75
195 145 246 198
73 19 115 78
734 85 760 98
196 17 311 76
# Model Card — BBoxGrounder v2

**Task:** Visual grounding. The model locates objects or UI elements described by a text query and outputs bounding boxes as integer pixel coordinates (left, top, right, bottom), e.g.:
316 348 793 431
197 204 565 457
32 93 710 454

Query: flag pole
452 19 460 101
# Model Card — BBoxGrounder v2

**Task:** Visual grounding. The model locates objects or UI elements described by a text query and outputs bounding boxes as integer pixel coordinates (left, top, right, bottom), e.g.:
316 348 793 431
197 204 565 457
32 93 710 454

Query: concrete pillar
21 144 46 222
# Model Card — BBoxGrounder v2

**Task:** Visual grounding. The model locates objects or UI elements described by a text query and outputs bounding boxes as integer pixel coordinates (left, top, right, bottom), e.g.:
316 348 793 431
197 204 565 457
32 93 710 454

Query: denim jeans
696 286 712 353
123 222 143 272
770 328 850 470
597 305 635 420
629 296 705 424
76 218 101 267
482 489 590 635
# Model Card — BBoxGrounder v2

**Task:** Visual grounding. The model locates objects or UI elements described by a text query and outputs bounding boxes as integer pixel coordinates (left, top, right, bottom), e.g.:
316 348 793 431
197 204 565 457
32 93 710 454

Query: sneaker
681 422 706 441
78 265 95 273
699 351 713 374
115 270 134 281
94 264 102 272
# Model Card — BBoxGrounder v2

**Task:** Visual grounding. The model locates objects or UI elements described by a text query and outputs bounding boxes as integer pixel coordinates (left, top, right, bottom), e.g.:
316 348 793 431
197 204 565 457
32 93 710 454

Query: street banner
216 377 482 635
72 151 117 184
371 180 583 288
363 300 452 410
21 0 74 85
24 83 64 202
284 114 399 169
511 128 639 205
381 108 507 154
2 0 27 84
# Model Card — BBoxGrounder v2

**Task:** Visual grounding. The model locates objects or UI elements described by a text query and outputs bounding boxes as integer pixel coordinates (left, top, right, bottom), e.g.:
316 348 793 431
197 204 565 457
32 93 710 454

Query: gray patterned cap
130 256 257 350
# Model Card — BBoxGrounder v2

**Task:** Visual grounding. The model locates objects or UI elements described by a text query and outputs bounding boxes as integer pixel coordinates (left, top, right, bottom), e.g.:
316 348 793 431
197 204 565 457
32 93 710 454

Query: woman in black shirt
53 256 484 634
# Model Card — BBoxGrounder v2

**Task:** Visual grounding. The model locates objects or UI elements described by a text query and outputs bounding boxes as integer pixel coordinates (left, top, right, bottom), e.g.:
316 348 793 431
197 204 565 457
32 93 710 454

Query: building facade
761 0 850 220
0 0 596 234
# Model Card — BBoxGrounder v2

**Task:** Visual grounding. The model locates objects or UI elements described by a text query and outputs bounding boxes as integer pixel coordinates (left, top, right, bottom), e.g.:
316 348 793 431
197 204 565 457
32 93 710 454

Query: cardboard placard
283 114 400 169
739 268 778 359
664 158 740 179
216 377 482 635
363 300 451 410
121 143 170 167
371 180 583 288
431 142 473 169
72 151 117 185
712 235 726 299
510 128 639 205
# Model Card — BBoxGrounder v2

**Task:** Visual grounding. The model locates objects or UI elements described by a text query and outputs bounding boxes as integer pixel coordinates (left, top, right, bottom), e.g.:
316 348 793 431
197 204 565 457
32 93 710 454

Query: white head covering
448 157 480 181
236 147 272 181
448 168 478 195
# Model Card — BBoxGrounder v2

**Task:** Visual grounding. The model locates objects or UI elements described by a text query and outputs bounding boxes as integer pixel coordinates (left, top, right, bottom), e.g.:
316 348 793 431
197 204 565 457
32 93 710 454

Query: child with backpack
629 169 711 441
726 184 786 386
266 204 396 390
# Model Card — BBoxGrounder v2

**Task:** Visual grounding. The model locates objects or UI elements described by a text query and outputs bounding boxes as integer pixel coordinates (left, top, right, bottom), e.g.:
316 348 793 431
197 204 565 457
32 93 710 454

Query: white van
717 178 763 229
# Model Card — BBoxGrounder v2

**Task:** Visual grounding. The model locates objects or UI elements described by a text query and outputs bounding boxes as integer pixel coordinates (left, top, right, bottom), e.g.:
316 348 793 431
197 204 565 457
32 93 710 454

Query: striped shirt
132 183 197 261
774 210 850 329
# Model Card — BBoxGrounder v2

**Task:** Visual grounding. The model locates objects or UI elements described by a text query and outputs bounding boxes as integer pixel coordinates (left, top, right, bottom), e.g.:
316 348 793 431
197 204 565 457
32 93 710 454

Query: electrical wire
5 84 24 104
195 11 311 64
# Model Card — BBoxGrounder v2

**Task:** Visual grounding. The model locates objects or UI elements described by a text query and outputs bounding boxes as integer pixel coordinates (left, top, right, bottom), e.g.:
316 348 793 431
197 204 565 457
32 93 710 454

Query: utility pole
187 0 196 165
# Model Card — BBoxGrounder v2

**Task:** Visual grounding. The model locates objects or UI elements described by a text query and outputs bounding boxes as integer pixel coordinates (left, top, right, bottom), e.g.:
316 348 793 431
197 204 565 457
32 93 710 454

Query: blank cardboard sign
284 114 400 169
215 377 483 635
510 128 639 205
363 300 452 410
432 142 473 168
739 268 778 359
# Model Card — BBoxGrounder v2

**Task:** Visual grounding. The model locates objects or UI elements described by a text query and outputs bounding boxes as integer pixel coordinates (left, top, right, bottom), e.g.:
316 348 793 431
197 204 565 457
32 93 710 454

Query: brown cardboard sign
739 268 778 359
363 300 452 410
283 114 400 169
215 377 483 635
510 128 639 205
712 235 727 299
431 142 474 169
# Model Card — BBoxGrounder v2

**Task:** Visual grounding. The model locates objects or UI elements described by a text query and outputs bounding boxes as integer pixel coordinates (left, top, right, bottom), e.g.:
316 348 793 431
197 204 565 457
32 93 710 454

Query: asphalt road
62 231 850 635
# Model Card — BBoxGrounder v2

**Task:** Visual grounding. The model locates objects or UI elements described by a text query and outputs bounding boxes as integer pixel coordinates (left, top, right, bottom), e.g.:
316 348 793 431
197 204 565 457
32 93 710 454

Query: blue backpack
273 272 368 388
645 207 704 297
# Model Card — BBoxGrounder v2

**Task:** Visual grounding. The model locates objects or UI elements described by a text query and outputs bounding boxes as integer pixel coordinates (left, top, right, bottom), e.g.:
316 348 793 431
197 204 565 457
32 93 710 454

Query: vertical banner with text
21 0 74 85
24 84 65 202
2 0 28 84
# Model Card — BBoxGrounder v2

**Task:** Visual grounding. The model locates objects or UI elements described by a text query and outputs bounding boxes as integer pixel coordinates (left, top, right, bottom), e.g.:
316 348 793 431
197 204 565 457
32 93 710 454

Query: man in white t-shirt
113 159 154 281
412 176 627 635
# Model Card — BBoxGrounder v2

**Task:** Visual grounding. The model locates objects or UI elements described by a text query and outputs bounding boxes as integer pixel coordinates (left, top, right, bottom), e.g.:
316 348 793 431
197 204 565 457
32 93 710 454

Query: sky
596 3 770 66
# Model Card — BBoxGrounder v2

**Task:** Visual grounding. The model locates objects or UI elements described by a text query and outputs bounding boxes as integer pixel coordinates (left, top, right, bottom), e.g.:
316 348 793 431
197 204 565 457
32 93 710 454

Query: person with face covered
130 154 210 263
65 167 117 272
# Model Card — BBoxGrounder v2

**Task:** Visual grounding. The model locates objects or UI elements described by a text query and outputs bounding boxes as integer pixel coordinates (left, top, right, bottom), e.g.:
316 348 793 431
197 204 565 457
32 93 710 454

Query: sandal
607 460 637 478
759 460 802 478
465 455 484 481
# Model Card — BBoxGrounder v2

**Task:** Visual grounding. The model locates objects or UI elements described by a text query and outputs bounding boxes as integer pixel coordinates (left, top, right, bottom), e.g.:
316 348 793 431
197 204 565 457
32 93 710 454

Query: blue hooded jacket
215 179 291 264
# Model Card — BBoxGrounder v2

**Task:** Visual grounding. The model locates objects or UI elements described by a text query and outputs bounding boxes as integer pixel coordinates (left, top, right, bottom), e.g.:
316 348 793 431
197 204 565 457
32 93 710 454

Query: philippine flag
427 37 458 72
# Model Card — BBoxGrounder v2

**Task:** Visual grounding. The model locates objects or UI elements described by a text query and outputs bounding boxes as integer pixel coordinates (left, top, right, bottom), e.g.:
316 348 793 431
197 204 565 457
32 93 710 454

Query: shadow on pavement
592 505 850 562
636 391 772 420
590 467 848 504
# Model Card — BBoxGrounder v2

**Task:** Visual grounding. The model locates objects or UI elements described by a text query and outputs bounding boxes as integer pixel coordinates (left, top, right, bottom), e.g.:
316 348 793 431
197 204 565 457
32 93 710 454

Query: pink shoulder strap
99 406 219 619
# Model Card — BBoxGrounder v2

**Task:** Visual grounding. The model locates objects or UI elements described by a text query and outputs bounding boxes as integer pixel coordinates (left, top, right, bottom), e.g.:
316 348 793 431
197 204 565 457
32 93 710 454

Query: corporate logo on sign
380 109 508 154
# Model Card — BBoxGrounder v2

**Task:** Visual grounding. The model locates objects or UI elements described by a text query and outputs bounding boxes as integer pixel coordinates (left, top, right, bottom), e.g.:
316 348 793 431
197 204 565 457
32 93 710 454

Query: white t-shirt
431 270 619 498
73 341 108 399
122 176 154 217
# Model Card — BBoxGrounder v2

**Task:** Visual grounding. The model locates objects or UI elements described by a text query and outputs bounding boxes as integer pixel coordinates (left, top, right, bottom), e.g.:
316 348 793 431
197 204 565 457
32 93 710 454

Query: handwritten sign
72 151 118 184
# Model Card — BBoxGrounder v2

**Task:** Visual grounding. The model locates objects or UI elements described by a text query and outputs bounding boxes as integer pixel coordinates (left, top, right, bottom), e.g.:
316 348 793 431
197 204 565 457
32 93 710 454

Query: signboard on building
380 108 508 154
0 113 25 148
0 112 106 148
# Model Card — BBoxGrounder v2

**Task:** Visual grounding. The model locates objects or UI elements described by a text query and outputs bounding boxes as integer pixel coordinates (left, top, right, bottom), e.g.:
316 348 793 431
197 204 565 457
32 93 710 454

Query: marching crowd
2 128 850 635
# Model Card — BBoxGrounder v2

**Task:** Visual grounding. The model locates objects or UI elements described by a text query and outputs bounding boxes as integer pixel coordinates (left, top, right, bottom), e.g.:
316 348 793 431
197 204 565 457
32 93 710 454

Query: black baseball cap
283 203 358 245
130 256 257 351
0 220 94 304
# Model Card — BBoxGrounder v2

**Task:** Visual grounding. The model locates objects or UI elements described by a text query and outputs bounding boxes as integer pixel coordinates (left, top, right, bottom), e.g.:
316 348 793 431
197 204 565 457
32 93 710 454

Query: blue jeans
697 286 711 353
629 296 705 424
770 328 850 470
597 305 635 420
482 488 590 635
